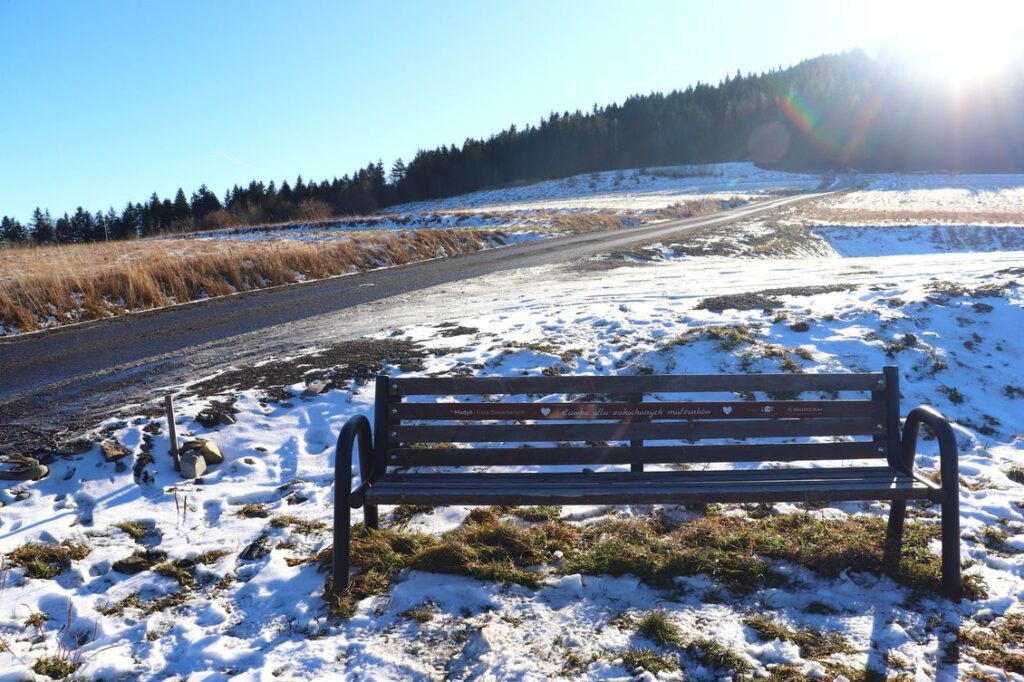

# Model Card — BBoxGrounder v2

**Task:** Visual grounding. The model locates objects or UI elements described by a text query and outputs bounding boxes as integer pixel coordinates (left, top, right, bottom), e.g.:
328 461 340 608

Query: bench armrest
335 414 375 509
900 405 958 493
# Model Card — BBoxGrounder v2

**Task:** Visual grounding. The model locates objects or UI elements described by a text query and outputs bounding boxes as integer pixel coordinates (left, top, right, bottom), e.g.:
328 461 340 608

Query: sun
883 1 1024 85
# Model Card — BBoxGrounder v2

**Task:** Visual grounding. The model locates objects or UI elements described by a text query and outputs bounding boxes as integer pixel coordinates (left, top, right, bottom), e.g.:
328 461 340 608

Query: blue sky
1 0 1019 221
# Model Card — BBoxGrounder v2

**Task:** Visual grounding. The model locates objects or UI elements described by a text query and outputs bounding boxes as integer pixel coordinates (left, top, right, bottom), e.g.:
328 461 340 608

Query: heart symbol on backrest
722 406 733 415
540 407 552 417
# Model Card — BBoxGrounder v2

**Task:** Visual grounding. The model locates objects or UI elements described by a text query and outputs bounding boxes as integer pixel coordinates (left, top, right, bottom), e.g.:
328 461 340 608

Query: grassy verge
324 508 984 619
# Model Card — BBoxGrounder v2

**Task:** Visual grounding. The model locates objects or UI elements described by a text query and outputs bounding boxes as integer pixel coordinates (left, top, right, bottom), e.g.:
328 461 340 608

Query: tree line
5 49 1023 246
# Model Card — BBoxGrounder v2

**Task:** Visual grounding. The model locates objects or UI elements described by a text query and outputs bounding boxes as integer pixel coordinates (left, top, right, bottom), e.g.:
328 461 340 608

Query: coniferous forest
4 50 1023 245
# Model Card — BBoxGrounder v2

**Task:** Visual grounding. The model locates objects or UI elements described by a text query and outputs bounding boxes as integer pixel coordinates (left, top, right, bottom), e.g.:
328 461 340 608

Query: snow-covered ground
806 172 1024 225
2 177 1024 680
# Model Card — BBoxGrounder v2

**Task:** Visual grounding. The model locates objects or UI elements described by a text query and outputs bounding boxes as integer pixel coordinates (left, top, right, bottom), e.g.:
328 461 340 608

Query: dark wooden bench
333 366 962 598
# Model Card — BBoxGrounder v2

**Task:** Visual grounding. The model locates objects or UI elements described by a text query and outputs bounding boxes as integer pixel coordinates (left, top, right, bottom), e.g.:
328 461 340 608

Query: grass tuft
98 590 190 616
401 607 435 623
236 503 270 518
154 562 195 588
635 609 683 647
744 613 853 658
191 549 231 565
32 656 80 680
388 504 434 528
24 612 50 629
270 515 328 534
501 505 563 522
686 638 752 675
620 647 679 674
960 610 1024 673
7 541 90 579
114 521 150 541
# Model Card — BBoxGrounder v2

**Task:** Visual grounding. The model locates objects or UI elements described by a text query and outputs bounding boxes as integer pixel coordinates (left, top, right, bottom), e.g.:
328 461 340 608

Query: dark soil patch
435 324 479 338
187 338 427 398
696 284 853 312
697 292 783 312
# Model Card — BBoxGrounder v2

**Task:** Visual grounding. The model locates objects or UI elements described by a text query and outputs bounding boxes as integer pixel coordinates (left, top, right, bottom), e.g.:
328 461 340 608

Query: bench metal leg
883 500 907 576
941 490 961 599
364 504 379 530
333 487 351 591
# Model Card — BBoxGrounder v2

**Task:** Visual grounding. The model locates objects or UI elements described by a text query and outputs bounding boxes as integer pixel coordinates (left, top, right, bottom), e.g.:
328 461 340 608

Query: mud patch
186 338 427 399
435 323 480 338
696 285 854 312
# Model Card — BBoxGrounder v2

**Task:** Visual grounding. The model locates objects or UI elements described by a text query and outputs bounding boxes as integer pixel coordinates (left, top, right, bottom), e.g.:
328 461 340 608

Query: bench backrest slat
389 441 885 467
380 370 897 468
389 372 885 396
394 400 883 421
391 417 883 444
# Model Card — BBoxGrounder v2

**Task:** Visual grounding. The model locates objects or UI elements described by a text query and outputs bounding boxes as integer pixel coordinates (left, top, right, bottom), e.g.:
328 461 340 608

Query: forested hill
4 49 1023 244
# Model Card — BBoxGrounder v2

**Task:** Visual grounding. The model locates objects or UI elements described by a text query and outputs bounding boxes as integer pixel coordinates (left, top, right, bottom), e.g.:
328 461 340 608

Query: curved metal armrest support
901 405 958 489
335 414 375 508
900 404 962 599
332 414 374 593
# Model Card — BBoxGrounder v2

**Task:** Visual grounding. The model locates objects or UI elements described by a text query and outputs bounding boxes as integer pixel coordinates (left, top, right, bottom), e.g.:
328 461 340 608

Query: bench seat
365 466 941 505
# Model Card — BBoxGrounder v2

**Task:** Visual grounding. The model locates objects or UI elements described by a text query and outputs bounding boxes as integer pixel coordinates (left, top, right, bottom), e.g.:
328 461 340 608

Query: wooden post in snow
165 395 180 472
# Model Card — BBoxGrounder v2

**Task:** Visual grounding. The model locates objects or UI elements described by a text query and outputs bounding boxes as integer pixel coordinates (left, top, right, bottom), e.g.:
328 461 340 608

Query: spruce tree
70 207 94 242
54 213 73 244
31 208 54 244
171 188 190 223
190 184 221 220
1 216 27 242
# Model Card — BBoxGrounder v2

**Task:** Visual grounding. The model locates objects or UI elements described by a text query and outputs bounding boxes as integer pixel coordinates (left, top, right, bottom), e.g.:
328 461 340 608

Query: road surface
0 190 831 439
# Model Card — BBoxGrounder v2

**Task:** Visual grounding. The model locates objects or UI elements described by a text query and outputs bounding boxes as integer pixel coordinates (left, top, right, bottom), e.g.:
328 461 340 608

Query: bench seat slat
365 473 934 505
390 373 885 396
392 417 883 444
378 465 903 484
394 400 884 422
389 442 884 466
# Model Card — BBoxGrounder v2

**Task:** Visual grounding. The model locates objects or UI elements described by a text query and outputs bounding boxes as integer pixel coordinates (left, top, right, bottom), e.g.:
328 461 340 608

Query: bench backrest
372 367 902 472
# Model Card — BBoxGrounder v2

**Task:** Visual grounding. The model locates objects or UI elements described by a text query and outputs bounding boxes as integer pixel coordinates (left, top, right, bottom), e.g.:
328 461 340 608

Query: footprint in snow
73 491 96 527
204 498 224 527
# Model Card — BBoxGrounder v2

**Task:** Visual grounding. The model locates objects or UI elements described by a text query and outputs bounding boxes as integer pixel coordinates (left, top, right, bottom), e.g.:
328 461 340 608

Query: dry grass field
0 198 730 335
0 229 499 333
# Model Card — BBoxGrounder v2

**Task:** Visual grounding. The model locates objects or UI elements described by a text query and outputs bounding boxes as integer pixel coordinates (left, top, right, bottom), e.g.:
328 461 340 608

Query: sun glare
883 1 1024 85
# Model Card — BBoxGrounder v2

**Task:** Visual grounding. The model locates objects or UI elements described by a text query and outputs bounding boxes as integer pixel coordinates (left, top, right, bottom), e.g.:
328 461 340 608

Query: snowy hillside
2 177 1024 680
194 163 823 244
390 163 824 213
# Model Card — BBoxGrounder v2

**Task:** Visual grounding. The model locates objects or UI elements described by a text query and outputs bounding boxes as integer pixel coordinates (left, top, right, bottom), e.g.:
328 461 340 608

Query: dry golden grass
646 198 724 221
0 229 495 333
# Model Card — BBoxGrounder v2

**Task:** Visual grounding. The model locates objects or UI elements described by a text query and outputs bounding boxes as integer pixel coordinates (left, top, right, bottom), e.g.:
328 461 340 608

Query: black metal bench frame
333 366 961 599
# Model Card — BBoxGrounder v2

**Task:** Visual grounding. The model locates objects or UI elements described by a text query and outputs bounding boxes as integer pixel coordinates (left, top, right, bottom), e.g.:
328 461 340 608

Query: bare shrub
229 200 266 226
200 209 238 230
295 199 334 222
